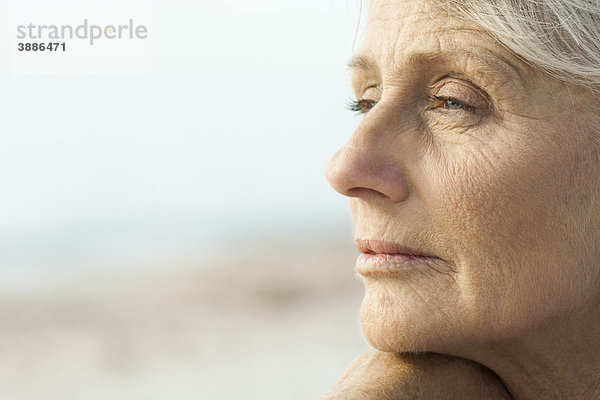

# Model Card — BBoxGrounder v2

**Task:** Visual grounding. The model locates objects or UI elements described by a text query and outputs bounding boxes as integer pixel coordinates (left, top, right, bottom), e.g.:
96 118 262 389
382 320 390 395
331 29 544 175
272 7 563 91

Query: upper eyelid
350 77 491 114
354 76 486 97
432 75 491 106
354 82 381 100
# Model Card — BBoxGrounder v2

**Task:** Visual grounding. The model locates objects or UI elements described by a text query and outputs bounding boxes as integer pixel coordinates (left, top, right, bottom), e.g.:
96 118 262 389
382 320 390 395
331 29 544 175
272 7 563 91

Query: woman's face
326 0 600 353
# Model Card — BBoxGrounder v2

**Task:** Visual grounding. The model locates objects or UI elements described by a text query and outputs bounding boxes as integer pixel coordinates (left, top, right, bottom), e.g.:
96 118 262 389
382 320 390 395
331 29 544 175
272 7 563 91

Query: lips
355 239 441 277
356 239 436 258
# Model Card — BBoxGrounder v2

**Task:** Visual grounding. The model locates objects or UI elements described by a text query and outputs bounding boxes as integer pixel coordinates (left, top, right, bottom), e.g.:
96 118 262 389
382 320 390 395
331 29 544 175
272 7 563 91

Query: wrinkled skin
325 0 600 399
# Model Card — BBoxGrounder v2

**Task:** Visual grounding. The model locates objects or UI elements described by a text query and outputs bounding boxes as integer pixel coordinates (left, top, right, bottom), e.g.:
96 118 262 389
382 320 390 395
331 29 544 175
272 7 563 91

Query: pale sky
1 0 366 276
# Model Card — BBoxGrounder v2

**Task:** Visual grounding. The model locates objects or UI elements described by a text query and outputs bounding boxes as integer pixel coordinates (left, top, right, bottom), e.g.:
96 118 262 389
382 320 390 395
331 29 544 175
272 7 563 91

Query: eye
429 95 473 112
347 98 377 114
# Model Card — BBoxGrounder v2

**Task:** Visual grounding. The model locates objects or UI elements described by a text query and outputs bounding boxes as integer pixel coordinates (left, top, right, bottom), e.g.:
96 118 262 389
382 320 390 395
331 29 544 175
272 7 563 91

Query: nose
325 112 410 202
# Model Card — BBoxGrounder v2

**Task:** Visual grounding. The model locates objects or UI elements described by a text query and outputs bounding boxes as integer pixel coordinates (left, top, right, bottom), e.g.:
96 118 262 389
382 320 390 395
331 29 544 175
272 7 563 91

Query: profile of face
326 0 600 354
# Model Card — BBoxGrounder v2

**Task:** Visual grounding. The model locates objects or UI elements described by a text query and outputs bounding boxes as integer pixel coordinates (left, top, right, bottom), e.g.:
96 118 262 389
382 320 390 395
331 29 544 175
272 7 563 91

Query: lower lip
356 253 437 277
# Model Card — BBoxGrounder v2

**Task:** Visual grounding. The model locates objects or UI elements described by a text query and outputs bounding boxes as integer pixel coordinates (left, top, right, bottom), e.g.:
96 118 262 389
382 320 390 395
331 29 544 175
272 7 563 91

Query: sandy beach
0 234 368 400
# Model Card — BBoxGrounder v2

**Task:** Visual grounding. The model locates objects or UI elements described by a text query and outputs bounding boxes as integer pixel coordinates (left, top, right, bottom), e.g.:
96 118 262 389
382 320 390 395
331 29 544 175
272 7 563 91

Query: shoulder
321 349 512 400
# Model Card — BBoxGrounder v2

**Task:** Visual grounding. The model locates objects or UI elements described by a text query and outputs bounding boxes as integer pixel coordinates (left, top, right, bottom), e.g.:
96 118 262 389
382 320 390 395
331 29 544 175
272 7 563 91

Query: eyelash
346 96 472 114
346 98 376 113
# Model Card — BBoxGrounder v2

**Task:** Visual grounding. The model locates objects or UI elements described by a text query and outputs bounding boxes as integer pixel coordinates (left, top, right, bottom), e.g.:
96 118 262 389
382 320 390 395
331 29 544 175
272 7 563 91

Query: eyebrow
347 50 527 88
347 55 376 72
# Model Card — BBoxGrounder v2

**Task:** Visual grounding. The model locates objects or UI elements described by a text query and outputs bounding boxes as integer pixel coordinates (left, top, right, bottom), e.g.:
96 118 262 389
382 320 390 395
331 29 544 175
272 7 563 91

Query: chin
359 280 467 354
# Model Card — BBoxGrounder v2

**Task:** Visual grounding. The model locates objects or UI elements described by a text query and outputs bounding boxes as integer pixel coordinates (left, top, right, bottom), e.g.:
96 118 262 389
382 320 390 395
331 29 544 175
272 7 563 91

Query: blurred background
1 0 369 399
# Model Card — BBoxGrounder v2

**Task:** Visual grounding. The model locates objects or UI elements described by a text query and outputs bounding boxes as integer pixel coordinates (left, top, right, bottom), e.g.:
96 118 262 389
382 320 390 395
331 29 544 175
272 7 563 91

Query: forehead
359 0 527 78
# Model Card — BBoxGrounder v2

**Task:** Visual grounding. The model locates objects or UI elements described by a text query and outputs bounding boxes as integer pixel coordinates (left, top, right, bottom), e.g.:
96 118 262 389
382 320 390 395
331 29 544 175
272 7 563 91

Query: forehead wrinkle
387 17 530 86
358 2 531 94
386 44 528 92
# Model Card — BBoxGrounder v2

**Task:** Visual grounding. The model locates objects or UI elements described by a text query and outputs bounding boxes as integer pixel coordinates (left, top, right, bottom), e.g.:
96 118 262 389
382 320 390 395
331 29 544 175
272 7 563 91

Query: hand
320 348 512 400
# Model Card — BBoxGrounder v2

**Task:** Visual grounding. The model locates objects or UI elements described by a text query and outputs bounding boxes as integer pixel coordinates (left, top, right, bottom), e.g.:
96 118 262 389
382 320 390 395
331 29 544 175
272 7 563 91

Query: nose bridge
326 103 411 202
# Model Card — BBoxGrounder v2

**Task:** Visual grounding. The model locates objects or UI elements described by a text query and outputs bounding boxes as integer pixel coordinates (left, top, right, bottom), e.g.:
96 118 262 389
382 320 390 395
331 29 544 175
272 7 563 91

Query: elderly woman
322 1 600 399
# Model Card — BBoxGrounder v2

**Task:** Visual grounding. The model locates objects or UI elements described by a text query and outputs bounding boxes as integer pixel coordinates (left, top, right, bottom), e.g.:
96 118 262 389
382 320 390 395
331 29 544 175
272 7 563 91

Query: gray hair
436 0 600 92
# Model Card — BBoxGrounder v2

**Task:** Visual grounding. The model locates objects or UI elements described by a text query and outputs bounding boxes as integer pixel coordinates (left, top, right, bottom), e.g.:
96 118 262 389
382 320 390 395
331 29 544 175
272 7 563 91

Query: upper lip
356 239 437 258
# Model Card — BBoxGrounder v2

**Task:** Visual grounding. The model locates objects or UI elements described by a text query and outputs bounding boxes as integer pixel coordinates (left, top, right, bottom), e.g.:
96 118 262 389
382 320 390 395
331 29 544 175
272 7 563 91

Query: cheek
431 145 524 250
422 129 599 336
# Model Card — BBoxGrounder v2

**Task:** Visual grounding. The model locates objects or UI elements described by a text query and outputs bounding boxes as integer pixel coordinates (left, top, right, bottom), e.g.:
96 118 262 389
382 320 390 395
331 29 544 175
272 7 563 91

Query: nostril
346 187 391 200
346 187 365 197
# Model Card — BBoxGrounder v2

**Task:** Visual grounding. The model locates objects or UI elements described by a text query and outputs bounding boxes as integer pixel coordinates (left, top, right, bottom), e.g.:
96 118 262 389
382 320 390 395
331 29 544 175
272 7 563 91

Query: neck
464 310 600 400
